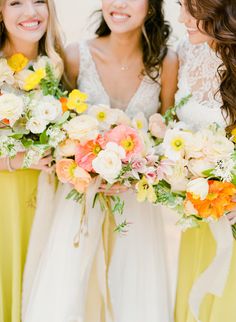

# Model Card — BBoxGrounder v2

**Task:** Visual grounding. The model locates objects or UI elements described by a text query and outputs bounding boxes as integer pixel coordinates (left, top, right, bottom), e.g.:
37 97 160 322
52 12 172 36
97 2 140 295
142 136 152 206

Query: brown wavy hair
95 0 171 82
185 0 236 128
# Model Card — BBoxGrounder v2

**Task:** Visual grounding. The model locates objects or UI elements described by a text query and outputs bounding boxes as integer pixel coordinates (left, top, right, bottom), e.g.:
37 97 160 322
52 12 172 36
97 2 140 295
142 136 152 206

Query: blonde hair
0 0 65 77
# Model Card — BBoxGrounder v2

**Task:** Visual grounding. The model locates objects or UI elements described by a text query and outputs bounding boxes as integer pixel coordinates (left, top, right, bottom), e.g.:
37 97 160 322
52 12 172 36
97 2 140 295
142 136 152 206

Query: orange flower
2 118 9 125
186 180 236 219
60 97 68 113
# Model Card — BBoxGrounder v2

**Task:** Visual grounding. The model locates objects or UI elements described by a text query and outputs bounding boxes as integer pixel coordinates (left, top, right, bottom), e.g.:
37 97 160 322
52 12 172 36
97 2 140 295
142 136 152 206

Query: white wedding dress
22 42 171 322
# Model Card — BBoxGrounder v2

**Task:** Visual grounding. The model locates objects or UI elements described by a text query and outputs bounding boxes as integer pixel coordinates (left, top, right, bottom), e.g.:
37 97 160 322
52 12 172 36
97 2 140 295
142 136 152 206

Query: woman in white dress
173 1 236 322
22 1 178 321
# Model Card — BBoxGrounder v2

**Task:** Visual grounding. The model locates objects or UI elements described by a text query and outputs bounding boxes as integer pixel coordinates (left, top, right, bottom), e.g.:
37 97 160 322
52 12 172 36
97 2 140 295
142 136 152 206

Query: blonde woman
0 1 64 321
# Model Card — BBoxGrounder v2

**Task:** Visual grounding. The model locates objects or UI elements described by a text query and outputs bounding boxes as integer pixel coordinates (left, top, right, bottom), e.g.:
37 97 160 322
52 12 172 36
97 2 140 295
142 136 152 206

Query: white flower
188 158 215 177
58 139 78 157
204 133 234 162
14 69 33 89
0 93 24 126
114 109 131 126
213 158 235 182
63 115 99 143
0 59 15 86
92 149 122 184
105 142 126 159
162 128 191 161
132 112 148 132
88 104 118 130
26 117 47 134
33 95 62 123
0 136 23 158
46 126 66 148
187 178 209 200
167 160 189 192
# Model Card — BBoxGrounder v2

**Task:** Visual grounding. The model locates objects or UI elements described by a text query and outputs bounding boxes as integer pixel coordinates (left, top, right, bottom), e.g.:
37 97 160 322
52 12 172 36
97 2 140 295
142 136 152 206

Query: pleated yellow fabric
0 169 39 322
175 222 236 322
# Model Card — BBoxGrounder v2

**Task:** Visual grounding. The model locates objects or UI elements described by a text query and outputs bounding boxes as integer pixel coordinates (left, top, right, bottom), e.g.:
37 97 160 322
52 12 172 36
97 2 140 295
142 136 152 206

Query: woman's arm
160 49 179 114
64 43 81 89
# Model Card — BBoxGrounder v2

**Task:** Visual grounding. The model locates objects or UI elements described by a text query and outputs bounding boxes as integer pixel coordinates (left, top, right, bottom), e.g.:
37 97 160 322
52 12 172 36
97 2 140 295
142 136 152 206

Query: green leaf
114 220 129 233
39 130 49 144
202 168 214 177
66 189 84 203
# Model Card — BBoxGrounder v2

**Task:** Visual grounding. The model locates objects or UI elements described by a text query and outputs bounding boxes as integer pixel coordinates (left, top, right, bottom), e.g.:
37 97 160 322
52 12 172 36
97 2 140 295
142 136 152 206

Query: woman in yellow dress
0 1 64 321
174 1 236 322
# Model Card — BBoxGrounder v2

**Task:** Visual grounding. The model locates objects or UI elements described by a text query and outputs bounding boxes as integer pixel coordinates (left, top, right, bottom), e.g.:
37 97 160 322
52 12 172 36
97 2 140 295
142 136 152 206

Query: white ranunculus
88 104 118 130
105 142 126 159
187 178 209 200
188 158 215 177
92 150 122 184
0 59 15 86
33 95 62 123
204 133 234 162
167 160 189 192
0 93 24 126
26 117 47 134
63 115 99 143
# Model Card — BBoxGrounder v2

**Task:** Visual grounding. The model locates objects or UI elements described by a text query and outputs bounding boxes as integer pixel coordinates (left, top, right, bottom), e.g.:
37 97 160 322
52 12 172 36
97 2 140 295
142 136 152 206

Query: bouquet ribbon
189 217 233 322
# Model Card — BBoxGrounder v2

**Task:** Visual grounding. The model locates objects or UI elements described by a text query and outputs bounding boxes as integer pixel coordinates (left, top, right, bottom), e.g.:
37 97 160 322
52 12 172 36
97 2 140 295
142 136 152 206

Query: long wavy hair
0 0 65 77
95 0 171 82
185 0 236 128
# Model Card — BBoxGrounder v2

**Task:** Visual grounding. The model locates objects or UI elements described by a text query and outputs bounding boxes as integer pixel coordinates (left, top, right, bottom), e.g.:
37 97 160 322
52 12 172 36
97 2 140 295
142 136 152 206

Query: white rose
0 93 24 126
204 134 234 161
187 178 209 200
26 117 47 134
188 158 215 177
63 115 99 143
92 150 122 184
33 95 62 122
0 59 15 86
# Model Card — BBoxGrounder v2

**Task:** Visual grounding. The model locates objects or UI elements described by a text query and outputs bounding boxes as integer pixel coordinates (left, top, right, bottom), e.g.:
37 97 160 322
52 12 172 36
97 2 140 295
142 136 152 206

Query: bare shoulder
162 48 179 73
64 43 80 88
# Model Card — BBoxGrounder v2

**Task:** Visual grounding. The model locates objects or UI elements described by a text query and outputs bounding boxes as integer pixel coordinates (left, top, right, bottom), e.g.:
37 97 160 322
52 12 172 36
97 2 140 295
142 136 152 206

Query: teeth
21 22 39 28
112 13 129 20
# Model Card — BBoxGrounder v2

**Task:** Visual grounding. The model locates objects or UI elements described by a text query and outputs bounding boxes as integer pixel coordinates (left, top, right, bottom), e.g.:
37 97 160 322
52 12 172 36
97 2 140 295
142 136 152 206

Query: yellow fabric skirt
0 169 39 322
175 222 236 322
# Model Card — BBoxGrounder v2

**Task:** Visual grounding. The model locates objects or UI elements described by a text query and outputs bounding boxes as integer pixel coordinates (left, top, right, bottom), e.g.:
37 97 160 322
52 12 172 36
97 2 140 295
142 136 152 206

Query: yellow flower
170 136 185 151
136 176 157 203
7 53 29 72
23 68 46 91
231 128 236 143
67 89 88 113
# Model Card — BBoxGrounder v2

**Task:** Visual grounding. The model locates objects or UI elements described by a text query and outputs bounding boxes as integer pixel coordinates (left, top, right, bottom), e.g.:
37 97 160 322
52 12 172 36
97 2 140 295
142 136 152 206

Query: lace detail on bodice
77 42 161 119
175 37 227 129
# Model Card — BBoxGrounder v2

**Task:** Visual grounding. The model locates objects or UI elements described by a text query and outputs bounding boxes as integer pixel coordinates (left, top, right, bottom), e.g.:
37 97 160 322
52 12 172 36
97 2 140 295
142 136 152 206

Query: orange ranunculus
2 119 9 125
60 97 68 112
186 180 236 219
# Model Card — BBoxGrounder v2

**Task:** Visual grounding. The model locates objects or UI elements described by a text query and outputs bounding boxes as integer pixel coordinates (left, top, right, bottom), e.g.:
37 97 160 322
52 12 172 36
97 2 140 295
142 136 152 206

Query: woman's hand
10 151 54 173
227 209 236 226
98 182 129 196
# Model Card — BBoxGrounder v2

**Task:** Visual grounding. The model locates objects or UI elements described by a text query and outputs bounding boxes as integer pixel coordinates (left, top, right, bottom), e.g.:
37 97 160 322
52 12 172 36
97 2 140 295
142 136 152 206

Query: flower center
97 111 106 121
171 137 185 151
121 136 135 152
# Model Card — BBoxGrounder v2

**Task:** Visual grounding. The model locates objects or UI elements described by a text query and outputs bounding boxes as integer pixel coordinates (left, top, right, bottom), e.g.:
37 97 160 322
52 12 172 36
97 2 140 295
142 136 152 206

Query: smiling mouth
19 20 41 30
110 12 130 22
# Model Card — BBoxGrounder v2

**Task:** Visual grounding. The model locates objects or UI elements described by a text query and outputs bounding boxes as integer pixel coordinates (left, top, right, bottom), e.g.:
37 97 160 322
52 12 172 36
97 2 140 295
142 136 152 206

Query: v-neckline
84 42 146 112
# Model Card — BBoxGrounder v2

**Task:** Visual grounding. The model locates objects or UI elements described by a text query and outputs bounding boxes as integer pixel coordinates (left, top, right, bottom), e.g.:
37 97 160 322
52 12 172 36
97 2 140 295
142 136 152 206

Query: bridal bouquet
139 106 236 237
0 53 72 167
55 104 163 229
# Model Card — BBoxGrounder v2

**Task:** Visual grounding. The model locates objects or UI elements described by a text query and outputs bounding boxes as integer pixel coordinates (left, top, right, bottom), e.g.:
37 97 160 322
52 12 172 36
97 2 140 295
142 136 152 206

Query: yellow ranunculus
7 53 29 72
136 176 157 203
23 68 46 91
67 89 88 113
231 128 236 143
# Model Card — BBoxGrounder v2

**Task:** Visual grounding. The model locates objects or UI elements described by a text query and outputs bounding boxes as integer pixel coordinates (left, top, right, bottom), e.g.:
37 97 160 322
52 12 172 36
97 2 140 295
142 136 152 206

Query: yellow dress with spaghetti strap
0 169 39 322
175 223 236 322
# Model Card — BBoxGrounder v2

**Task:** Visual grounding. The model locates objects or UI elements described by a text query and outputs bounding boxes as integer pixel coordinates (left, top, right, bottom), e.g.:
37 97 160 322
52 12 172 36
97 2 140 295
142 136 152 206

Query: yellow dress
0 169 39 322
175 222 236 322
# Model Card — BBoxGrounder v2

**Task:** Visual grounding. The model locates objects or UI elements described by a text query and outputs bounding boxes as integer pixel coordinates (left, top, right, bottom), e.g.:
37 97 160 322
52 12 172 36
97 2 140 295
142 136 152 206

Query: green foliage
114 220 129 233
163 95 192 123
66 189 84 203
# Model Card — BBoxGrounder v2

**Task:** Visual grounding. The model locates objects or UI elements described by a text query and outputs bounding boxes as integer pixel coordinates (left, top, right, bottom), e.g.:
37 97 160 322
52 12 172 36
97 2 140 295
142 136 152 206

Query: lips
19 20 41 30
110 11 130 22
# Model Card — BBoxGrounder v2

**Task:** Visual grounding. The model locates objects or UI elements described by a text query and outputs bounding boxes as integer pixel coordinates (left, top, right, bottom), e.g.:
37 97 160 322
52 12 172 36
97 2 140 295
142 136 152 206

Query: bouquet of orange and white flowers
140 101 236 237
0 53 81 167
